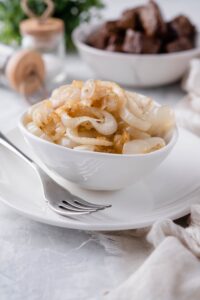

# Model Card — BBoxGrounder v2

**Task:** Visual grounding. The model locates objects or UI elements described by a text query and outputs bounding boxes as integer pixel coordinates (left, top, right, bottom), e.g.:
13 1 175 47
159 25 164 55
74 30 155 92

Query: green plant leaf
0 0 104 50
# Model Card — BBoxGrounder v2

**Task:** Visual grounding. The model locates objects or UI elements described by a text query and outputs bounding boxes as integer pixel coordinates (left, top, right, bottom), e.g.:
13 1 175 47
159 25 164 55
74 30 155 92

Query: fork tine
61 200 98 212
66 198 109 210
70 195 112 209
48 199 109 218
47 202 98 216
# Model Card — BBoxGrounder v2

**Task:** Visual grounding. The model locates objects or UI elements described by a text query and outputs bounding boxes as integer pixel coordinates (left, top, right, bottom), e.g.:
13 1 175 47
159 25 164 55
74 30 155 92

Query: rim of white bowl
72 23 200 59
18 107 178 159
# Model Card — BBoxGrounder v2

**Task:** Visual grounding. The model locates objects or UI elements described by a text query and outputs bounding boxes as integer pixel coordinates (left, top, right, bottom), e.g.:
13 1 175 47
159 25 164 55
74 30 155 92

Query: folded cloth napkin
102 59 200 300
105 206 200 300
105 237 200 300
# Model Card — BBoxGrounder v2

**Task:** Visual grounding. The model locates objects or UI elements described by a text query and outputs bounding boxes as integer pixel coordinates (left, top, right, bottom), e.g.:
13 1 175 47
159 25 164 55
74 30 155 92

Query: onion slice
123 137 165 154
61 109 117 135
74 145 96 152
120 106 151 131
66 128 113 146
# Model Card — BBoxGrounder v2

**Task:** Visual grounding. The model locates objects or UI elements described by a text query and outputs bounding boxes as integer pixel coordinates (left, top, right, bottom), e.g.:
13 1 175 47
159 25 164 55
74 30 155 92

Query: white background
103 0 200 29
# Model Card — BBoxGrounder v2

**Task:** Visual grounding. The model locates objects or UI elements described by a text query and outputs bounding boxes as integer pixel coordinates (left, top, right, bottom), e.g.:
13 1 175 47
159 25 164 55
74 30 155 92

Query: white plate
0 127 200 231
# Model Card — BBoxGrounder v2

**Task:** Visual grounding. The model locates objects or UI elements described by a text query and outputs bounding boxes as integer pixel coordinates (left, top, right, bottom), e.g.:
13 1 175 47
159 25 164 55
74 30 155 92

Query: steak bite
106 32 125 52
117 7 143 31
168 15 196 39
123 29 161 54
87 21 122 50
138 0 166 37
87 29 108 49
165 37 194 53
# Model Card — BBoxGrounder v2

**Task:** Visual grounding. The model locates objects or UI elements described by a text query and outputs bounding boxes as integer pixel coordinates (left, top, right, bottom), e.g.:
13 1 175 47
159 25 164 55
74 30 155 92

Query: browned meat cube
101 21 120 34
165 37 194 53
122 30 142 53
87 29 108 49
105 32 125 52
167 15 196 40
106 44 123 52
142 35 161 54
87 21 122 49
117 7 143 30
139 0 166 37
108 32 124 44
123 29 161 54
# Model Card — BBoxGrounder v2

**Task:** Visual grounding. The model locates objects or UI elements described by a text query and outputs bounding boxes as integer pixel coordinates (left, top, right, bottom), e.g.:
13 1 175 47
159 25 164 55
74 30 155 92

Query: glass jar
20 17 67 91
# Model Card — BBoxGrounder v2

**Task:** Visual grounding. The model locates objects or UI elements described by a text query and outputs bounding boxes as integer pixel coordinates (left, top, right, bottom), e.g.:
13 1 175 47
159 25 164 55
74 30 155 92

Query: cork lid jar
20 17 64 38
20 0 67 89
20 0 65 55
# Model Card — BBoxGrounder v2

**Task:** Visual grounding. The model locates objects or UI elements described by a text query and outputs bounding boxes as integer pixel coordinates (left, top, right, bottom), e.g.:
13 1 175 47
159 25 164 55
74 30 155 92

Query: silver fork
0 131 111 216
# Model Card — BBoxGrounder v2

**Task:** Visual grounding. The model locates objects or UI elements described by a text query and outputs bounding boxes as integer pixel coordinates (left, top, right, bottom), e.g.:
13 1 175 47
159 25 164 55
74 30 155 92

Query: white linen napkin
105 237 200 300
104 206 200 300
102 59 200 299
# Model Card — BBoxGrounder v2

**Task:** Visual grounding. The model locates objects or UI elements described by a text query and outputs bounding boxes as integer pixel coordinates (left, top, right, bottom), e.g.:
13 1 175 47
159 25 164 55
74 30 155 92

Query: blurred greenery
0 0 104 50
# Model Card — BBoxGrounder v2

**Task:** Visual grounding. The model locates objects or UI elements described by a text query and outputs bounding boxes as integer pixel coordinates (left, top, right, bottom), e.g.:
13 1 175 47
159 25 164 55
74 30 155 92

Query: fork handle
0 131 34 164
0 131 55 185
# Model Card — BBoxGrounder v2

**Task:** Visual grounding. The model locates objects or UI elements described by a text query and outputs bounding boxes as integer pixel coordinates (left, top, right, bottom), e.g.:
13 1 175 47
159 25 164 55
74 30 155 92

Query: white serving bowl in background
73 23 200 87
19 108 178 191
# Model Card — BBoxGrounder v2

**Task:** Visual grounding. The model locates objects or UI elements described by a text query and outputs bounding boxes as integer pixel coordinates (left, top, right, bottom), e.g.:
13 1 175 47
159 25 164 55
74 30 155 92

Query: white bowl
73 23 200 87
19 109 178 191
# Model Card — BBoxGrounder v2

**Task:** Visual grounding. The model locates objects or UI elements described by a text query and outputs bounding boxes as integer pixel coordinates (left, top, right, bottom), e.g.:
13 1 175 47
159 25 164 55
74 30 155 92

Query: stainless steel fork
0 131 111 216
